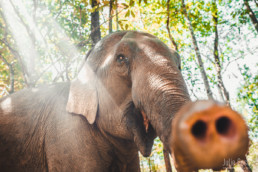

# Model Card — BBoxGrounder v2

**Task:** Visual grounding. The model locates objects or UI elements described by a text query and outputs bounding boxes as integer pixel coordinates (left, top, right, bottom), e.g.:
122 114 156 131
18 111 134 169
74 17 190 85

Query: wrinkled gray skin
0 31 190 171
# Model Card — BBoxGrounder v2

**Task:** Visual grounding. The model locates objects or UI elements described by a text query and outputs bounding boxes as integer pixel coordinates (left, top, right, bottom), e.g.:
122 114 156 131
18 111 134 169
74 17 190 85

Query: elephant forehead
95 31 162 51
120 34 170 57
137 39 172 60
87 31 171 67
122 30 156 39
138 38 168 52
138 45 170 65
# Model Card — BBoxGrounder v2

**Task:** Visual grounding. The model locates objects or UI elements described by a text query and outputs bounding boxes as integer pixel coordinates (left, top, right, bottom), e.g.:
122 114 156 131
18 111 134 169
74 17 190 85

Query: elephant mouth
123 102 156 157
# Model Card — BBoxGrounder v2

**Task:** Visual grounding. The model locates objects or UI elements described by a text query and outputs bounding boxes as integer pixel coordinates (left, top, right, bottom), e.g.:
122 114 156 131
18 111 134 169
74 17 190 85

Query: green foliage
247 141 258 170
140 138 167 172
0 0 257 170
237 65 258 140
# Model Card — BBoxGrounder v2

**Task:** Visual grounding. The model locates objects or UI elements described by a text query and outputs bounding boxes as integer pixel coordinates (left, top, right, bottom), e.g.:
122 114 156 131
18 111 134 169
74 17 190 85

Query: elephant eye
116 54 129 64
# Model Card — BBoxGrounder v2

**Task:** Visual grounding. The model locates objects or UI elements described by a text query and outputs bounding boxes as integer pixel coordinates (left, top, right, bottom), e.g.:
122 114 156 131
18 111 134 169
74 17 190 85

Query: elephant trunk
170 101 249 171
132 65 249 171
132 65 191 148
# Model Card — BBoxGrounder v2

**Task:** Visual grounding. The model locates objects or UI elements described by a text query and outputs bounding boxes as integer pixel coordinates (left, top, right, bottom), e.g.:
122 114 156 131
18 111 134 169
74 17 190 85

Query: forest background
0 0 257 171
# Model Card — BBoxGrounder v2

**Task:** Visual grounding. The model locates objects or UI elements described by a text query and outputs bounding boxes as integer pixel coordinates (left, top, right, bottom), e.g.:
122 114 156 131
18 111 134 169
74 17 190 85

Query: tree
166 0 178 51
109 0 113 33
0 0 257 170
181 0 214 100
244 0 258 33
212 0 230 105
91 0 101 46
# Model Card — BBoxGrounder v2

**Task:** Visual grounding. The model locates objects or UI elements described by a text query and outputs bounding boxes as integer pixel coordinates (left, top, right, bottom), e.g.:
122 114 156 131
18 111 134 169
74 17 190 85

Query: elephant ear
169 48 181 70
66 62 98 124
174 51 181 71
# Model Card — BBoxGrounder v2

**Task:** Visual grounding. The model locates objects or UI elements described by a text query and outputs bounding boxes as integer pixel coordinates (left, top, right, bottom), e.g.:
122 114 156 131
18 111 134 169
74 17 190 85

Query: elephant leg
45 134 107 172
108 150 140 172
45 114 112 172
125 152 140 172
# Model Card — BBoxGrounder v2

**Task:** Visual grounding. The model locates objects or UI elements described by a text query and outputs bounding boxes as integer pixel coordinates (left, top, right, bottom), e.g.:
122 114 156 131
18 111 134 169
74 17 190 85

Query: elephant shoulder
0 82 71 139
0 83 71 170
0 82 70 116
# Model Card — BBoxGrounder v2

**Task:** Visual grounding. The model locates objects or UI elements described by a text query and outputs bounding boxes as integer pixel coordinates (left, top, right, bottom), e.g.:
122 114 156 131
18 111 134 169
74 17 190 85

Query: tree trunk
215 4 252 171
91 0 101 46
254 0 258 7
116 0 119 30
166 0 178 51
181 0 214 100
163 149 172 172
212 0 230 106
109 0 113 34
238 159 252 172
244 0 258 33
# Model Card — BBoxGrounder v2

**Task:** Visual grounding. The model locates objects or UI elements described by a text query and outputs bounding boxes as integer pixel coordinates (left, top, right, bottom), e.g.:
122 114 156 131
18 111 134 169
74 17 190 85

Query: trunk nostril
191 120 207 139
215 116 234 137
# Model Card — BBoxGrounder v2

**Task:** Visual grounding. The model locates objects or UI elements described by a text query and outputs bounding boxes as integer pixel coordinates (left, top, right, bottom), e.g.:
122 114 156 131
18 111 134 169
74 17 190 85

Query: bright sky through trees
0 0 257 171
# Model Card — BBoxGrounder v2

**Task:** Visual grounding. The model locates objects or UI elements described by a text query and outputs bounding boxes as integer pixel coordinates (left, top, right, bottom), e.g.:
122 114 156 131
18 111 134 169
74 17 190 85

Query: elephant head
66 31 188 156
66 31 249 171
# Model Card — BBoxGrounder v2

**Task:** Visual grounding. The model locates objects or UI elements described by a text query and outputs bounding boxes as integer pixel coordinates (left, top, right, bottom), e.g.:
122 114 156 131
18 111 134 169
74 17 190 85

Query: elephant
0 31 249 172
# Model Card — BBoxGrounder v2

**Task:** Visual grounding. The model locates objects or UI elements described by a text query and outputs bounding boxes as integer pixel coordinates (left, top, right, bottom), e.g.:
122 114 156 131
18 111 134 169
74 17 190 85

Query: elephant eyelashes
116 54 129 65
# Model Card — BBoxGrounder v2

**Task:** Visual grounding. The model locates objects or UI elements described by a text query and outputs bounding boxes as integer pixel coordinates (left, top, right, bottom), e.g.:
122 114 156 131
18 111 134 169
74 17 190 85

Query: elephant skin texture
0 31 249 172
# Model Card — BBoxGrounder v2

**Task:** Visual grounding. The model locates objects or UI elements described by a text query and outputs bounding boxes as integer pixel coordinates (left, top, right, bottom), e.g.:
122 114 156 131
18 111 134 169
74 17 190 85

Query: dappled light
0 0 84 88
0 0 257 171
0 97 12 112
100 54 114 69
31 88 39 93
0 0 39 83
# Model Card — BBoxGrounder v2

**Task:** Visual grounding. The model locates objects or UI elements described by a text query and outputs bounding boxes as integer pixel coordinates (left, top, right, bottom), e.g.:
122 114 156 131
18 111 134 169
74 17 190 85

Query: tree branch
185 79 198 99
76 6 125 48
33 0 38 22
212 0 230 106
33 56 63 84
166 0 178 51
181 0 214 100
55 0 63 19
0 11 30 86
244 0 258 33
10 0 36 44
254 0 258 7
9 0 38 86
222 57 242 74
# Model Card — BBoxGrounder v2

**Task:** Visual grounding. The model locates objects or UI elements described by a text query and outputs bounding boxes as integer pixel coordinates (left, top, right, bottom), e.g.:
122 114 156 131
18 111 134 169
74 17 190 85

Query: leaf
102 0 109 5
118 21 124 30
131 10 135 18
129 0 135 7
83 0 88 6
121 3 129 8
125 10 130 17
98 5 105 11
